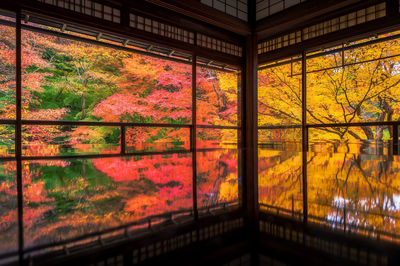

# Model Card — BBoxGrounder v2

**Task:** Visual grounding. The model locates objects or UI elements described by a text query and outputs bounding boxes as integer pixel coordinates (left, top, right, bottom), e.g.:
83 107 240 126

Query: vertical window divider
16 9 24 264
393 124 399 155
238 69 243 209
290 57 293 77
121 125 126 155
341 43 345 68
191 53 198 221
301 51 308 224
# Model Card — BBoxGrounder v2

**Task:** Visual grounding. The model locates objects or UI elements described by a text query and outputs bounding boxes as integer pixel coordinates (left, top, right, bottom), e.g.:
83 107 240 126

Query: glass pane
197 128 238 149
307 56 400 124
0 161 17 256
23 154 193 248
125 127 190 153
306 45 343 72
344 36 400 65
258 127 302 152
22 125 121 156
258 129 303 219
197 149 239 214
22 29 192 124
309 126 392 155
258 58 302 126
0 18 16 120
0 125 14 157
196 66 239 126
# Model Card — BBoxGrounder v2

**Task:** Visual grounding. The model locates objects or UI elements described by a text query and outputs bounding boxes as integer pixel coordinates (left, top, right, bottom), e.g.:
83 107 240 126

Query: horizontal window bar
20 120 192 128
0 120 17 125
196 124 240 129
306 121 400 128
258 125 301 129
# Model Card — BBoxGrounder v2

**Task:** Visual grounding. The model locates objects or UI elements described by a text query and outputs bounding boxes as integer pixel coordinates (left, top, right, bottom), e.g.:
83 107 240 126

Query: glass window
0 13 242 257
258 32 400 240
0 14 17 259
307 53 400 125
258 58 302 126
22 125 121 156
197 65 240 126
0 19 15 121
126 127 190 153
0 125 14 157
258 57 303 219
197 128 238 149
22 30 192 124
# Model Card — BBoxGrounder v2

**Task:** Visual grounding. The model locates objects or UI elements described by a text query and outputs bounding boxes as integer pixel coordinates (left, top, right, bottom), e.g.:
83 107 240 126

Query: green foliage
32 160 114 219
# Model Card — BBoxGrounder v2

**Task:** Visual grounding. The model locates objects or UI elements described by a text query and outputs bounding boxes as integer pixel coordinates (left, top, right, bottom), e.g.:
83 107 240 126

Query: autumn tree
258 37 400 141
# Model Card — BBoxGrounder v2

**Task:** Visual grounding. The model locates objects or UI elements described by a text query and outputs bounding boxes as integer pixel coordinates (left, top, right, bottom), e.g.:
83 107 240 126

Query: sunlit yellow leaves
218 173 238 202
197 67 239 126
258 60 302 126
258 149 303 214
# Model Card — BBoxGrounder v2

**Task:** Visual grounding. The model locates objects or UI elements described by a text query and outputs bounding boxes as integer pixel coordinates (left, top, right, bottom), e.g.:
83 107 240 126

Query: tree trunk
375 97 393 141
375 127 384 141
80 90 86 120
361 126 374 140
81 162 86 179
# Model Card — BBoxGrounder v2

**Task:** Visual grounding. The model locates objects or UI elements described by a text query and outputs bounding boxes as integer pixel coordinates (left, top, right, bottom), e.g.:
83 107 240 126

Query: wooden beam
145 0 250 36
256 0 365 40
386 0 400 18
3 0 243 66
127 0 245 43
258 16 400 64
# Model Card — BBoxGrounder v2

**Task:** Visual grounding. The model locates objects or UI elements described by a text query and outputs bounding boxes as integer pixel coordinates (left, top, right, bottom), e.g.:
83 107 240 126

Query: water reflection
22 153 193 248
22 143 121 157
259 139 400 241
258 149 303 218
0 148 240 253
197 149 239 215
309 140 393 155
19 142 189 157
308 151 400 240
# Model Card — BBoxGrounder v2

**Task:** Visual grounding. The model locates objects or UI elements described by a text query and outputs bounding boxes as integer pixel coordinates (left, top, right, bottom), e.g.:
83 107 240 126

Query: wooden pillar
386 0 399 18
243 33 258 231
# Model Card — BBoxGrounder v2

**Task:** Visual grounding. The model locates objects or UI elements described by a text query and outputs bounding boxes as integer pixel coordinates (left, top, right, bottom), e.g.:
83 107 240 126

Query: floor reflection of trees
0 149 239 250
309 151 400 239
259 140 400 240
